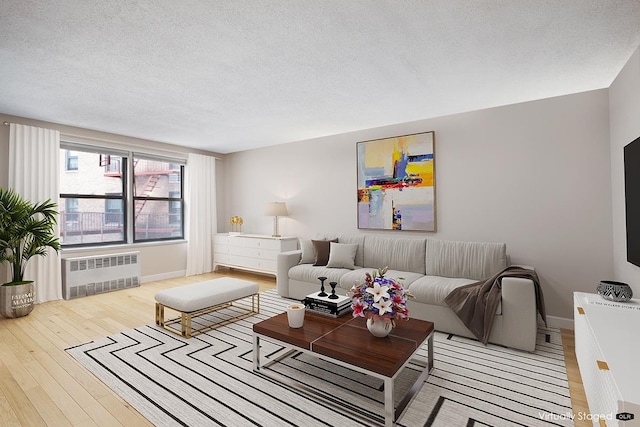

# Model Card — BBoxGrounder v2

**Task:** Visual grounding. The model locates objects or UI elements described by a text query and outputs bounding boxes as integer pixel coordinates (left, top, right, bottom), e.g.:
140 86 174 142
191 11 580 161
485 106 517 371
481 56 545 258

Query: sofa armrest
277 250 302 298
500 276 538 352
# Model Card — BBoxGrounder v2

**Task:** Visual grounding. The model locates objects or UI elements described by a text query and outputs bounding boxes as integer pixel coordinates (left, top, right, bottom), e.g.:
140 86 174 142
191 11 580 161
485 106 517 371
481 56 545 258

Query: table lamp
264 202 288 237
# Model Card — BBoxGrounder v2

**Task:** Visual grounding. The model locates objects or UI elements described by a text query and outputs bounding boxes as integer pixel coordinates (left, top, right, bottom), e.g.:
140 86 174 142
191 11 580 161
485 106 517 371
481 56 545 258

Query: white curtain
8 123 62 303
185 153 217 275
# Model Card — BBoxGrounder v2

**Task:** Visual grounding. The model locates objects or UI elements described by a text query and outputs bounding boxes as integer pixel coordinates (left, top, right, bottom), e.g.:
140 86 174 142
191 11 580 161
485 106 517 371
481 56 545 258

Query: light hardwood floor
0 269 590 426
561 328 591 427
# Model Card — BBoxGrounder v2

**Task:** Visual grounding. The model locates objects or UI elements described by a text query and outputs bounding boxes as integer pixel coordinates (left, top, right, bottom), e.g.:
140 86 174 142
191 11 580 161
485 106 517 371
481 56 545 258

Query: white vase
366 318 393 337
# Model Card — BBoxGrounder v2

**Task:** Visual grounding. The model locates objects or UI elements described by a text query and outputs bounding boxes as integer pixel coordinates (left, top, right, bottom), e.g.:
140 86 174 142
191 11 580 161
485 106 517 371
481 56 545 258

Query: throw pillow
298 239 315 264
312 239 338 266
326 242 358 269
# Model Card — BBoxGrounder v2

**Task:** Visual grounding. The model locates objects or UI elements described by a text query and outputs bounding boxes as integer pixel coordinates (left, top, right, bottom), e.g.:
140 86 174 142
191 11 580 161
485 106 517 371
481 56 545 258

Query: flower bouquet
349 267 413 329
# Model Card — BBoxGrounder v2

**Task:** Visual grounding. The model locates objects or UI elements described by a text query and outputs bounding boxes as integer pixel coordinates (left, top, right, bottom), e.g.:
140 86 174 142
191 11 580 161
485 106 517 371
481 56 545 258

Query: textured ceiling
1 1 640 154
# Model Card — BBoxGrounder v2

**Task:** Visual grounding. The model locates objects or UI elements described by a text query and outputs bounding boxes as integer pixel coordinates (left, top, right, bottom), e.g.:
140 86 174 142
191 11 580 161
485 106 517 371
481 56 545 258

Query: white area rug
66 290 573 426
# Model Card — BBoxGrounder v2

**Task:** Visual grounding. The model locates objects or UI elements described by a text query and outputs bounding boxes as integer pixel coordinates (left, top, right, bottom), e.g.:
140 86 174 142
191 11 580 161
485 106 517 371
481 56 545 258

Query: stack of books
304 292 352 317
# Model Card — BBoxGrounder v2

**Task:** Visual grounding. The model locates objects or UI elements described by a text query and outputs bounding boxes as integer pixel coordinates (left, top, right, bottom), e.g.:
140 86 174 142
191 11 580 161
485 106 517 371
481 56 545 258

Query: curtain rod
3 120 220 160
63 131 221 160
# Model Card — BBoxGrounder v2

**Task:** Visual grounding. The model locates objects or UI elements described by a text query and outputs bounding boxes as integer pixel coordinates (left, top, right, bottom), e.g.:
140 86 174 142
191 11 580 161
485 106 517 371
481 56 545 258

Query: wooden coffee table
253 311 434 427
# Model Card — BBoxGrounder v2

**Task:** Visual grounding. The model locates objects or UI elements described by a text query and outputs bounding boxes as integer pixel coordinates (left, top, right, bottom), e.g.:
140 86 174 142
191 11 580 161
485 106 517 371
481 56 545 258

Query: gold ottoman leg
155 303 165 326
181 312 192 338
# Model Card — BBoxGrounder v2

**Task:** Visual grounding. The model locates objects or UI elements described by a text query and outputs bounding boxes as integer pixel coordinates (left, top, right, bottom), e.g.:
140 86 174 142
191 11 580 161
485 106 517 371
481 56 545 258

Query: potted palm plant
0 187 60 318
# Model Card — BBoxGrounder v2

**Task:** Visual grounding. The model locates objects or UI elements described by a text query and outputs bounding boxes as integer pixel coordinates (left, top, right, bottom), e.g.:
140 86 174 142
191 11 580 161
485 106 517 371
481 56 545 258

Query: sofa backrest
425 239 507 280
363 236 427 274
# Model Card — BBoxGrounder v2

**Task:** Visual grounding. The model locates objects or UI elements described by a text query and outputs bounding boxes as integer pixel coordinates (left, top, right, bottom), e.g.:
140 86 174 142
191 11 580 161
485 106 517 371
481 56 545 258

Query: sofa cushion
363 236 427 274
408 275 502 315
321 234 366 267
326 242 358 269
408 275 476 307
288 264 349 288
425 239 507 280
312 239 337 266
337 268 424 291
298 239 315 264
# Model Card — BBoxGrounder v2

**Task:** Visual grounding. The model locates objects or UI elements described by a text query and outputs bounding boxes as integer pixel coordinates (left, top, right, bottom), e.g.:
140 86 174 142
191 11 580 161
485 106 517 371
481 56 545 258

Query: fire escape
134 174 160 220
101 155 166 220
132 160 176 237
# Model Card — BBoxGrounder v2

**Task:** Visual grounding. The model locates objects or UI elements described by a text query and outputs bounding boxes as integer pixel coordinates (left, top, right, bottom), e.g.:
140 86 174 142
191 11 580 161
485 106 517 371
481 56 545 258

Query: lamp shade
264 202 288 216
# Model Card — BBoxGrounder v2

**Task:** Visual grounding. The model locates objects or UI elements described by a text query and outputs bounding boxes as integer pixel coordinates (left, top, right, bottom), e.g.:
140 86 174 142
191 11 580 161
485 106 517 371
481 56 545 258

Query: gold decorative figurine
230 216 243 233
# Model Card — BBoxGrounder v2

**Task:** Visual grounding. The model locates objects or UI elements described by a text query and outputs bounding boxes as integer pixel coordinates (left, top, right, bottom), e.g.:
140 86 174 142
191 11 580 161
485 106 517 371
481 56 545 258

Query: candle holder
328 282 339 299
317 276 328 297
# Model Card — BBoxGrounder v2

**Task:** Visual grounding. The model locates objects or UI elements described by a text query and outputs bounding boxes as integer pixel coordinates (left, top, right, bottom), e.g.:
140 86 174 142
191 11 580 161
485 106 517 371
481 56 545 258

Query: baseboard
142 270 186 284
545 315 573 330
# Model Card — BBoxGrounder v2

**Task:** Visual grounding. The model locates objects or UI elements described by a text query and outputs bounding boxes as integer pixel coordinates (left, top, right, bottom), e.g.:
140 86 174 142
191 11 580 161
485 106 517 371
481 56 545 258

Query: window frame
59 147 128 247
132 157 184 243
65 150 79 171
104 193 124 226
64 198 79 222
59 142 187 248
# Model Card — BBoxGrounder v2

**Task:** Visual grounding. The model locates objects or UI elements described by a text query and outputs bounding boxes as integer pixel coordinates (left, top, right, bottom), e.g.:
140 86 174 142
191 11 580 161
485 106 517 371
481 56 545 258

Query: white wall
222 89 613 321
610 46 640 295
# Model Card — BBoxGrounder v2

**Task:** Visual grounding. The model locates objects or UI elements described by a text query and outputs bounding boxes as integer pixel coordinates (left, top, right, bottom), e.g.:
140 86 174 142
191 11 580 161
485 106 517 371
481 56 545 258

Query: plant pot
366 318 393 337
0 281 35 318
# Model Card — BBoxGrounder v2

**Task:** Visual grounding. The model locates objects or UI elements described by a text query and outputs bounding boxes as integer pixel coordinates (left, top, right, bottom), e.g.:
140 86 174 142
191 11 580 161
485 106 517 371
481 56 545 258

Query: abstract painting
357 131 435 231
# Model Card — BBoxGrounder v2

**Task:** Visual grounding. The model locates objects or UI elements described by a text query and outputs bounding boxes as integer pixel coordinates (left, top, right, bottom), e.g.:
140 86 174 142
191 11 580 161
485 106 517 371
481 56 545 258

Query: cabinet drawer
213 243 230 253
228 246 251 257
213 235 230 245
254 258 276 272
257 249 278 261
227 254 254 268
213 253 230 264
241 238 281 250
226 255 276 273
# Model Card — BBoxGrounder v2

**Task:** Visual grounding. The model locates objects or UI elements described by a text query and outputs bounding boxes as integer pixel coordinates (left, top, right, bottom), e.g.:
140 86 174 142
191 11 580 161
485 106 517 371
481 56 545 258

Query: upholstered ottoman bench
155 277 260 338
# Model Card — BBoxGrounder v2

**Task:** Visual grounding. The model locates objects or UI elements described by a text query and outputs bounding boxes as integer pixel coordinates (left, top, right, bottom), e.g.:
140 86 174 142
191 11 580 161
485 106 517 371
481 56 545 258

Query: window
104 194 123 225
169 163 180 183
60 148 126 246
59 145 185 247
65 150 78 171
133 157 184 242
65 198 79 222
169 191 181 224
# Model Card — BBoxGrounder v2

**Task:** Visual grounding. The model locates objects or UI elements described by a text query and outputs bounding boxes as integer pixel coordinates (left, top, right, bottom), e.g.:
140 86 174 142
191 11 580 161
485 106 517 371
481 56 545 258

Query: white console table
213 234 297 276
573 292 640 426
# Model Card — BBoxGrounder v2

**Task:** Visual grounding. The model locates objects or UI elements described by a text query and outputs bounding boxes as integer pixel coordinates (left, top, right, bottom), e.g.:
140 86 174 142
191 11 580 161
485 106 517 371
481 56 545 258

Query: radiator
62 251 141 300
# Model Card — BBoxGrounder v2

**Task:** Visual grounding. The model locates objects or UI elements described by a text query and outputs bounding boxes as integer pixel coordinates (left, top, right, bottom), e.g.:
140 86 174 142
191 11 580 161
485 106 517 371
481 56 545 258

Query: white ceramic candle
286 304 305 328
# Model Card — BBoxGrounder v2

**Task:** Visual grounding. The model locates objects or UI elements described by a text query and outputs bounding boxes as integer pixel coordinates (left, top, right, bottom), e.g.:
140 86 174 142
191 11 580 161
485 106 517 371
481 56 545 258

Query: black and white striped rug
66 290 574 426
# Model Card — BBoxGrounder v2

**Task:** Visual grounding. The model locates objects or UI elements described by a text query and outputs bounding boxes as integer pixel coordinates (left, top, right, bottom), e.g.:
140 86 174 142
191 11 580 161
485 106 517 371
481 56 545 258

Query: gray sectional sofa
276 234 540 351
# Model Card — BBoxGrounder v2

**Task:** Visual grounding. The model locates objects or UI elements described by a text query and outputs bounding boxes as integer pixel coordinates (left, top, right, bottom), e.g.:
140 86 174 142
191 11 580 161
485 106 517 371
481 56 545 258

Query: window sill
61 239 187 255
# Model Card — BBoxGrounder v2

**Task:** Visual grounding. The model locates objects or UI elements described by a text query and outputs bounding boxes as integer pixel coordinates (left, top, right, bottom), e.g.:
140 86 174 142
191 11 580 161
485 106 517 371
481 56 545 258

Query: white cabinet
573 292 640 426
213 234 297 275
